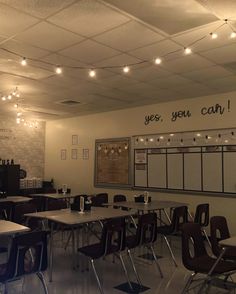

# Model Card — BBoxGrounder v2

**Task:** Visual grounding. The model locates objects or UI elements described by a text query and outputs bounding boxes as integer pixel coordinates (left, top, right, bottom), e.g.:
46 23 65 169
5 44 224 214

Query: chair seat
126 235 137 249
187 255 236 275
78 242 121 259
156 225 172 235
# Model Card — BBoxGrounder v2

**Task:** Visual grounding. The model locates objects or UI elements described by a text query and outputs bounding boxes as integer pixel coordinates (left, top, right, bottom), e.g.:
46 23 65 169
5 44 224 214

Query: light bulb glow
154 57 162 65
55 66 62 74
184 47 192 55
230 32 236 39
21 57 27 66
123 66 130 73
8 95 12 100
14 104 18 108
89 69 96 78
2 96 6 101
210 32 218 39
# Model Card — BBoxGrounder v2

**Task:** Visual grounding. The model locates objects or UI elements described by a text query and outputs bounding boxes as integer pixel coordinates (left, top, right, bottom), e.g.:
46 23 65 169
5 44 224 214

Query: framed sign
72 134 78 145
61 149 67 160
94 137 131 188
71 149 78 160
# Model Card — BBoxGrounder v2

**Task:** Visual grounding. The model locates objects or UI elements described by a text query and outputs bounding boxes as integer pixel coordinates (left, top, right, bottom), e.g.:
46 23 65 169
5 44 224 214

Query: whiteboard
167 154 183 189
184 153 201 190
148 154 166 188
224 152 236 193
202 153 222 192
134 164 147 187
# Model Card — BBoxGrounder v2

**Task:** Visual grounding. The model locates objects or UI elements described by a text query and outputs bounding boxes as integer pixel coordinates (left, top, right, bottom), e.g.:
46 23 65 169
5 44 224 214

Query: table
25 207 134 282
106 200 188 223
0 220 29 235
30 193 78 200
0 196 32 203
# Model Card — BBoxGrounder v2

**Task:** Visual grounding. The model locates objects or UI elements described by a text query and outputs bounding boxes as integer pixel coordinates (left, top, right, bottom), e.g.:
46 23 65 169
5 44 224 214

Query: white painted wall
45 91 236 233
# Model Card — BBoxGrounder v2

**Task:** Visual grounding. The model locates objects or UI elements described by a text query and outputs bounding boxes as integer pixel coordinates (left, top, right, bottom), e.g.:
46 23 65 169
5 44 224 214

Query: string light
89 69 96 78
1 96 6 101
184 47 192 55
55 66 62 74
193 137 197 145
210 32 218 39
21 57 27 66
154 57 162 65
123 66 130 73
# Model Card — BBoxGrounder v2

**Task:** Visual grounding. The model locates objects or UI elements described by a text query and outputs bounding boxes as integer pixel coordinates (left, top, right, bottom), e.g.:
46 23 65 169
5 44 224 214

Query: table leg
49 223 54 282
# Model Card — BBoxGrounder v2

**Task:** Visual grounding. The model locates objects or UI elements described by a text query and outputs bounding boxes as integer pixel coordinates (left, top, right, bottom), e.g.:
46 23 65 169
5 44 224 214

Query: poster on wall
94 137 131 187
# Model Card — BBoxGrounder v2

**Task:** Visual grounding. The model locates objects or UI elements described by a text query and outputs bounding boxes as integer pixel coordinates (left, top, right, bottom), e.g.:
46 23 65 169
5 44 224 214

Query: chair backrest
210 216 230 257
113 194 126 203
73 194 88 204
101 217 126 256
3 231 47 282
47 199 67 211
91 193 108 207
181 223 208 271
170 206 188 233
13 203 37 224
194 203 209 227
136 212 157 246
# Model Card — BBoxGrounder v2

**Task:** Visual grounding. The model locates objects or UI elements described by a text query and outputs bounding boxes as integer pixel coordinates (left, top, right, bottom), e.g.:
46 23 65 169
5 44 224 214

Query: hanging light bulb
98 145 102 151
216 134 222 143
156 138 160 146
118 146 122 153
104 146 108 154
2 96 6 101
21 57 27 66
180 138 184 146
124 143 128 150
135 138 139 145
184 47 192 55
170 133 174 137
111 147 115 154
16 93 20 98
230 31 236 39
17 112 22 116
193 137 197 145
8 94 12 100
14 103 18 108
140 138 144 142
196 133 201 137
89 69 96 78
167 138 171 146
159 136 164 140
231 131 235 139
123 66 130 73
154 57 162 65
144 138 149 145
149 138 154 142
16 118 21 124
210 32 218 39
55 65 62 74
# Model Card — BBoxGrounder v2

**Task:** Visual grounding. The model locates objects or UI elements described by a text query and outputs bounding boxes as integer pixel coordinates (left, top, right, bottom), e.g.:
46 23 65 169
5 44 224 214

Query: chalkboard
133 130 236 195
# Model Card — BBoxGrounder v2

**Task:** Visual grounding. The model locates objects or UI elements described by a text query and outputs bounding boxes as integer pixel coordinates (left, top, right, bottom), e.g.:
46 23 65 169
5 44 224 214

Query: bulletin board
94 137 131 188
133 128 236 196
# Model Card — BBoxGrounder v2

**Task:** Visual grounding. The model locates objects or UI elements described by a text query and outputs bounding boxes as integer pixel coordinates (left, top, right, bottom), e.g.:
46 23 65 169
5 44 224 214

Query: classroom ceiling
0 0 236 121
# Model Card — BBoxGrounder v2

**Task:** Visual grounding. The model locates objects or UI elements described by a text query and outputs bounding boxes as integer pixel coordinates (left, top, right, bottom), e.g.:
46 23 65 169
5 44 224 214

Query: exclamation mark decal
228 99 231 112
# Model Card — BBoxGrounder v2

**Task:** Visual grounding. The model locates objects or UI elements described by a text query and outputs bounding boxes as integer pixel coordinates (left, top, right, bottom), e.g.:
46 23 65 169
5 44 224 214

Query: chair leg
127 249 142 287
163 236 178 267
202 229 211 249
182 272 196 294
149 245 163 278
90 259 104 294
37 272 49 294
118 253 133 291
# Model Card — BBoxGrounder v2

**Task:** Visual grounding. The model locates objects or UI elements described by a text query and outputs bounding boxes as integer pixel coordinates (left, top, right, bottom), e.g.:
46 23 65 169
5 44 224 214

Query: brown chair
210 216 236 260
181 223 236 293
157 205 188 267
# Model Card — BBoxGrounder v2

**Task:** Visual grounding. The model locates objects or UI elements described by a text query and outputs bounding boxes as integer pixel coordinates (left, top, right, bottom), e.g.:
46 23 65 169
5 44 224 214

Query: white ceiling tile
182 65 233 82
0 4 38 37
129 39 181 61
148 75 193 89
0 0 75 19
60 39 120 64
175 82 216 96
197 0 236 20
105 0 218 35
16 22 84 51
1 39 50 59
94 21 164 52
48 0 130 37
200 43 236 64
131 64 172 82
163 54 214 74
203 75 236 91
122 82 160 96
95 74 139 89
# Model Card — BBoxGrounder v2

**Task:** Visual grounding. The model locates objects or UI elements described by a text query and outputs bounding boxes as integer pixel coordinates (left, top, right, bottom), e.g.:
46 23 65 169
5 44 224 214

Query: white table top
106 200 188 211
25 207 133 226
219 236 236 248
0 220 30 235
30 193 78 199
0 196 32 203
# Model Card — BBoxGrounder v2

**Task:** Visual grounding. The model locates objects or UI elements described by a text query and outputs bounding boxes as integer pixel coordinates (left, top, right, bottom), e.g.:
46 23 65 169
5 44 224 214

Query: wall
45 91 236 233
0 117 45 178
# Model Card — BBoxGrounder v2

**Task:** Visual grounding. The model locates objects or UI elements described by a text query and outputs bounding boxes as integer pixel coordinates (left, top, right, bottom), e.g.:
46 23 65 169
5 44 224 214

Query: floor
2 233 236 294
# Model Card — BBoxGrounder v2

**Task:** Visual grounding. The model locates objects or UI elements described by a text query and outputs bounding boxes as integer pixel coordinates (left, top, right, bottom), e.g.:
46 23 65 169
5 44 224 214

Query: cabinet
0 165 20 196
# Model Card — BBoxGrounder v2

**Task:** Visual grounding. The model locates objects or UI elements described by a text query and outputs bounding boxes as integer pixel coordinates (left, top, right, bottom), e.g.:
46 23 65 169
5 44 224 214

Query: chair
181 223 236 293
0 202 13 220
91 193 108 207
0 231 48 294
113 194 128 210
126 212 163 286
210 216 236 260
12 202 40 230
78 217 132 294
157 205 188 267
193 203 211 247
47 199 67 211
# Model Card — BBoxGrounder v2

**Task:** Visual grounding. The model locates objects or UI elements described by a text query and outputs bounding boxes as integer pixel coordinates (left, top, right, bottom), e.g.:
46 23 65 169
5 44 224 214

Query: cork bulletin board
94 137 131 188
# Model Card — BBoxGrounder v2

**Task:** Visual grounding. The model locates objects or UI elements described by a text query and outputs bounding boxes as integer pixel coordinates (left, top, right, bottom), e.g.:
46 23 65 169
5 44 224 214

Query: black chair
181 223 236 293
193 203 211 247
12 202 40 230
157 205 188 267
126 212 163 286
78 217 132 294
113 194 128 210
210 216 236 260
0 231 48 294
47 199 67 211
91 193 108 207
